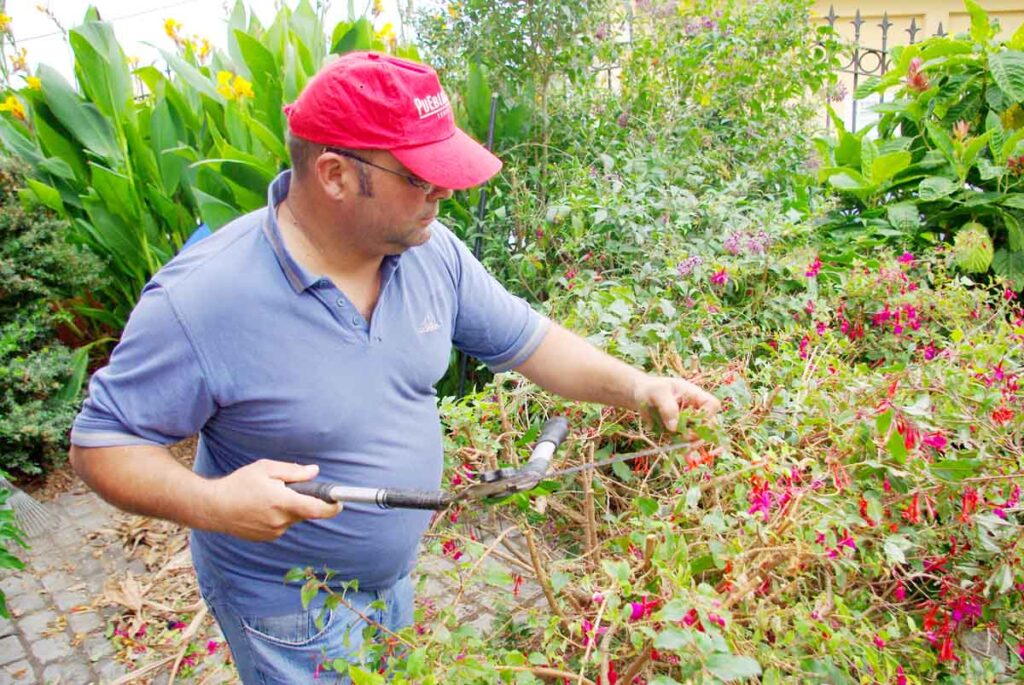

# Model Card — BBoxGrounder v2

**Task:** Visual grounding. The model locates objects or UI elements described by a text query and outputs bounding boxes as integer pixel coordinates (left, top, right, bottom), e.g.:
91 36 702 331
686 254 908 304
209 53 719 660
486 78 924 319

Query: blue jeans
199 573 414 684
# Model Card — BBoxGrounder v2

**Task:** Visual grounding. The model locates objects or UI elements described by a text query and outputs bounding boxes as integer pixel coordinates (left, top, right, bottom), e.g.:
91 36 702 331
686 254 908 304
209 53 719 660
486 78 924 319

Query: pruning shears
288 417 696 511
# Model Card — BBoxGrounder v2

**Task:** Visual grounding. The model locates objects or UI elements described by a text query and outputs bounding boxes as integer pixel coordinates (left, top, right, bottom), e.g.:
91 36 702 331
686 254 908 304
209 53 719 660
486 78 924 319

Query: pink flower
896 665 907 685
799 335 810 359
922 432 947 451
707 612 726 628
923 344 938 360
873 635 886 649
838 531 857 550
206 640 222 655
581 618 608 646
805 257 822 278
816 321 827 335
629 596 659 621
898 252 914 264
169 620 186 631
894 582 906 601
1005 288 1016 300
710 268 729 286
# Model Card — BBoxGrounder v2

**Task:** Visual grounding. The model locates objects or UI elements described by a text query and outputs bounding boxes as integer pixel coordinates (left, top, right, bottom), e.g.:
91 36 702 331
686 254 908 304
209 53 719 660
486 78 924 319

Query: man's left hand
632 376 721 433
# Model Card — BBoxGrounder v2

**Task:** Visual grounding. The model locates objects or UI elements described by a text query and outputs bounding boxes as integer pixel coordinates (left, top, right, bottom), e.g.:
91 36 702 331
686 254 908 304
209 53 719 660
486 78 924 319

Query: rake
0 473 59 537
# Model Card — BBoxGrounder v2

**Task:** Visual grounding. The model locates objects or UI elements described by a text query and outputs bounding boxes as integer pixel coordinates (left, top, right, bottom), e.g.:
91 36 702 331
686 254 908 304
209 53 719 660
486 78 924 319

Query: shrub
0 162 101 475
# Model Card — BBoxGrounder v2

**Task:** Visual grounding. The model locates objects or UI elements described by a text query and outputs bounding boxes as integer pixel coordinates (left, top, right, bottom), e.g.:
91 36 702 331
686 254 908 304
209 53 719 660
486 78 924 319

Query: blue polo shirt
71 171 549 616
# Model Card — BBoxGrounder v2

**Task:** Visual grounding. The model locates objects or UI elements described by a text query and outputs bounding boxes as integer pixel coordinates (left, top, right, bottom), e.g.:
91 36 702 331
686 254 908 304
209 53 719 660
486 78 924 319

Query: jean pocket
241 607 336 648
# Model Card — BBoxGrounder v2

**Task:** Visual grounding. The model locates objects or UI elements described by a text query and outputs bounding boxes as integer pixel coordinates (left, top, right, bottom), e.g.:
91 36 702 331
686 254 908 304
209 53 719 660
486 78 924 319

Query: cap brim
391 127 502 191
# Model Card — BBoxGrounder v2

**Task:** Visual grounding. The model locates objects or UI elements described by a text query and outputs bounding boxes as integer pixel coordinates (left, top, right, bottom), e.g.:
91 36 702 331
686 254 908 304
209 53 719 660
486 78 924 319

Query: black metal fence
823 4 949 132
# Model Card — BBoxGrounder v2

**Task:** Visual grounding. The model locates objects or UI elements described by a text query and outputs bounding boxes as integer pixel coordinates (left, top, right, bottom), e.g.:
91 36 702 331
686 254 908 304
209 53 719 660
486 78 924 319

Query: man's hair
286 132 374 197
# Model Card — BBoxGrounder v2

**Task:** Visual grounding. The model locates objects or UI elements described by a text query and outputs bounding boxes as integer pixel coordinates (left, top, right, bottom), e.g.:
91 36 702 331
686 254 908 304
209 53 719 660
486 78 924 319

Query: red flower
442 539 463 560
904 57 930 92
938 634 958 662
959 488 979 524
992 406 1015 424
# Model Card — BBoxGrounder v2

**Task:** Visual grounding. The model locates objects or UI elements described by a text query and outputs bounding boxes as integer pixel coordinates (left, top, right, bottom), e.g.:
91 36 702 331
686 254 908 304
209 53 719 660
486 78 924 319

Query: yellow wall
813 0 1023 49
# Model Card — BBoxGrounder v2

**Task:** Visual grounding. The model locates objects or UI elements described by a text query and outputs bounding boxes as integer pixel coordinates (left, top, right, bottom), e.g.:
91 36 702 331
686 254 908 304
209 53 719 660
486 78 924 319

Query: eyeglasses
323 147 435 193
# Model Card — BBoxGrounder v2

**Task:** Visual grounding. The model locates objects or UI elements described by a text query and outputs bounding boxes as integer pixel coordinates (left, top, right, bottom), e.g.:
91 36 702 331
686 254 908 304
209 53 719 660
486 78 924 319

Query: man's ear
314 153 351 201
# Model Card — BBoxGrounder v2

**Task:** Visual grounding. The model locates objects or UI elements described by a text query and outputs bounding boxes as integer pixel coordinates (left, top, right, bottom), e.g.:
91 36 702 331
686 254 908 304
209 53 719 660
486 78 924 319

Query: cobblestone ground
0 484 536 684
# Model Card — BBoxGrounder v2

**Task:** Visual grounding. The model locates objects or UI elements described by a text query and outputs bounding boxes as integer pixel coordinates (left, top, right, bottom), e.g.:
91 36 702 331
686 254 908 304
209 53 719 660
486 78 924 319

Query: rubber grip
537 417 570 448
378 489 452 510
288 481 337 503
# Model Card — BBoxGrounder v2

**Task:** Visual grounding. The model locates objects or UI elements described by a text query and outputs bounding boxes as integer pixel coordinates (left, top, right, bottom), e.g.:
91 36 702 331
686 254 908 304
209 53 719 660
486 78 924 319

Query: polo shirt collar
262 170 401 295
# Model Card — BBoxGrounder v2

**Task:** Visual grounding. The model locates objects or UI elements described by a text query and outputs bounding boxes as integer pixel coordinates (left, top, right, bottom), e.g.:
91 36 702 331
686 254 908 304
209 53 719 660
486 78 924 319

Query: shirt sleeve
70 284 216 447
440 225 550 372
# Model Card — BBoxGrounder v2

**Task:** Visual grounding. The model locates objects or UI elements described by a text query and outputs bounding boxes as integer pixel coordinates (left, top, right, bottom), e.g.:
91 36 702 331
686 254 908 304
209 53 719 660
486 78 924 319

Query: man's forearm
70 444 219 530
513 323 648 409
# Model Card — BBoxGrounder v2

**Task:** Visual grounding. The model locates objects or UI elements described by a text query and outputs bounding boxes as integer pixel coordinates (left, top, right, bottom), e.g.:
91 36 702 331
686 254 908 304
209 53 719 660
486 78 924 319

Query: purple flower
710 268 729 286
676 255 703 277
723 233 742 255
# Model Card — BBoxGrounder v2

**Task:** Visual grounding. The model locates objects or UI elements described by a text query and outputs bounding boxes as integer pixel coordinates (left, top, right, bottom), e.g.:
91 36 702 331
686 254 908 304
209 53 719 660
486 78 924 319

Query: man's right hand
203 460 343 541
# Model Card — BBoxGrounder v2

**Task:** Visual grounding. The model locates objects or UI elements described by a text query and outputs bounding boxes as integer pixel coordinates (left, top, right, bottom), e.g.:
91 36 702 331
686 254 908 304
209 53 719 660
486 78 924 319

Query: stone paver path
0 484 138 684
0 483 538 684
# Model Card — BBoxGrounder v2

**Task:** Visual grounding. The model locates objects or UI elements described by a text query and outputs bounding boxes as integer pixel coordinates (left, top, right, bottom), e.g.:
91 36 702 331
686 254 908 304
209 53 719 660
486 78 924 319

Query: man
69 52 719 683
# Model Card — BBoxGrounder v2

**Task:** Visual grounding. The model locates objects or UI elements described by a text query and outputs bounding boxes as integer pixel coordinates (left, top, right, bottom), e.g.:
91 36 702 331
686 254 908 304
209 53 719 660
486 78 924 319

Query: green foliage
0 1 414 332
816 0 1024 286
0 488 28 619
0 162 101 475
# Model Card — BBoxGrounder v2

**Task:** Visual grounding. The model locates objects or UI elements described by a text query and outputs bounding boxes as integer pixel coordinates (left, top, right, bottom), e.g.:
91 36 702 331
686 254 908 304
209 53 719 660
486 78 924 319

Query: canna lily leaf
37 65 121 162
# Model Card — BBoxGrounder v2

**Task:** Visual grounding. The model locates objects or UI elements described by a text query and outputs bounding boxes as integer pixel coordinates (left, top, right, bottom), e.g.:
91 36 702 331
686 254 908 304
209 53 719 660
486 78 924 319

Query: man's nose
428 186 454 201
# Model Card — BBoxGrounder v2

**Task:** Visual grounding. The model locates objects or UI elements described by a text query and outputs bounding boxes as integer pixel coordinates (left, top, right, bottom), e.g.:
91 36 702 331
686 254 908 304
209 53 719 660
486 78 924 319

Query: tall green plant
0 1 408 332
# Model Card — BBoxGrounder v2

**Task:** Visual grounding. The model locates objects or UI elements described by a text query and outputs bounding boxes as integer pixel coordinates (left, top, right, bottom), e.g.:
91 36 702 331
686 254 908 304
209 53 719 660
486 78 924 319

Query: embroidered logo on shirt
416 313 441 334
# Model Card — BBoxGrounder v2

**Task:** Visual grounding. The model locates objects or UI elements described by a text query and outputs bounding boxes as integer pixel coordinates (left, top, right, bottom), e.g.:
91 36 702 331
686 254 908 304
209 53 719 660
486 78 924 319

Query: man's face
331 149 453 255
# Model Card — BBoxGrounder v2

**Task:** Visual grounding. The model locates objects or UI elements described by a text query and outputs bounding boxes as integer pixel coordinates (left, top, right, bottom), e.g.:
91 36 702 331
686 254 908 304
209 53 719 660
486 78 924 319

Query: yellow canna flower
447 3 459 19
198 37 213 61
372 0 384 17
25 76 41 91
0 94 26 121
164 18 182 41
375 22 395 43
232 74 254 100
216 70 235 99
0 13 11 33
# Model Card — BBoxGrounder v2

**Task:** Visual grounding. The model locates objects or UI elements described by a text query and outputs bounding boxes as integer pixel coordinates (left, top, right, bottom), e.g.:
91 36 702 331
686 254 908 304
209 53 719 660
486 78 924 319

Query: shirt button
336 298 346 308
351 315 361 326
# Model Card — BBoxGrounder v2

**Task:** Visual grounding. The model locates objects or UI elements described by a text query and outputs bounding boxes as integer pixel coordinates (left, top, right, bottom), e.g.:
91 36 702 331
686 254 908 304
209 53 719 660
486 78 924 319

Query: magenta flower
873 635 886 649
816 321 827 335
923 433 947 451
707 612 726 628
710 268 729 286
894 582 906 601
206 640 222 655
805 257 822 278
898 252 914 264
896 665 907 685
923 344 938 360
799 335 810 359
581 618 608 646
1005 288 1016 300
629 596 659 621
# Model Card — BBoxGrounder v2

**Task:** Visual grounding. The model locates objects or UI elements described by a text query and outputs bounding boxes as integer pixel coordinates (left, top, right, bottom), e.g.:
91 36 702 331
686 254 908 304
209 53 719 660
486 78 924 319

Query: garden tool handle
288 481 454 510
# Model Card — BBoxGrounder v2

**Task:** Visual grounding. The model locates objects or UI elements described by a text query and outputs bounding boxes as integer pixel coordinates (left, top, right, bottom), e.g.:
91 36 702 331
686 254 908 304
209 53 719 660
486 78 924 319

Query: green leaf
159 49 226 104
37 65 121 162
993 248 1024 283
918 176 957 201
465 62 493 143
1005 212 1024 252
989 50 1024 102
234 30 280 87
331 18 374 54
25 179 63 213
964 0 994 44
194 188 242 230
653 627 693 651
954 222 994 272
931 459 981 482
611 458 633 482
869 151 912 185
284 567 307 583
636 497 658 516
876 409 893 436
886 202 920 230
883 535 911 564
828 170 870 192
706 654 762 682
601 559 631 586
69 20 134 122
886 429 907 464
300 579 318 609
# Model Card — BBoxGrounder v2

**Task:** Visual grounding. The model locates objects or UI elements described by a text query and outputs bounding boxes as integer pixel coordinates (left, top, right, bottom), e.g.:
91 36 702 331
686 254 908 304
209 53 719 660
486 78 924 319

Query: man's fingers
263 460 320 483
650 387 682 432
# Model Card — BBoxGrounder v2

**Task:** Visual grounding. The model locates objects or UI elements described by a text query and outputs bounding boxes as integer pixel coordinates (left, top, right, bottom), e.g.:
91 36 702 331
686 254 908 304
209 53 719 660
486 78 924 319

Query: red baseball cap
283 51 501 190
